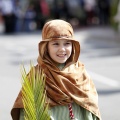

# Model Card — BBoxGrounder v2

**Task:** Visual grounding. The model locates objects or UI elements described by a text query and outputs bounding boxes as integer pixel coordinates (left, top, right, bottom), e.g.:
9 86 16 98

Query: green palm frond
21 64 50 120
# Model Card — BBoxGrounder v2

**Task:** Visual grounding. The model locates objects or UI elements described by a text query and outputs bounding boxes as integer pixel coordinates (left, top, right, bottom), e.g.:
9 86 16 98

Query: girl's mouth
57 54 66 57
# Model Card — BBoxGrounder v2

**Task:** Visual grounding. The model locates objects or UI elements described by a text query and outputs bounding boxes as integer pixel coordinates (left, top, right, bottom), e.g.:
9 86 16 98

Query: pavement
0 26 120 120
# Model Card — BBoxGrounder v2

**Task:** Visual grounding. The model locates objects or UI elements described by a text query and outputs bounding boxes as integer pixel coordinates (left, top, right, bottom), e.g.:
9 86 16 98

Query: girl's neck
57 63 65 70
49 57 65 70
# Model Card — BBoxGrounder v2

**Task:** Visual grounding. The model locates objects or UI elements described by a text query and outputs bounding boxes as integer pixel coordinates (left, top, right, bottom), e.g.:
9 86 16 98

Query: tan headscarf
11 19 101 120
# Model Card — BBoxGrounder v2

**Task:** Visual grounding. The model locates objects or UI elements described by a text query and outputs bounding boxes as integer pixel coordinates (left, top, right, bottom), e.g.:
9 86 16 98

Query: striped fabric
19 102 99 120
49 102 99 120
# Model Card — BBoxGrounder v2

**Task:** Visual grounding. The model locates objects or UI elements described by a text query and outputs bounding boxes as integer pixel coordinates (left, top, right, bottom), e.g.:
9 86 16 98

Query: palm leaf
21 64 50 120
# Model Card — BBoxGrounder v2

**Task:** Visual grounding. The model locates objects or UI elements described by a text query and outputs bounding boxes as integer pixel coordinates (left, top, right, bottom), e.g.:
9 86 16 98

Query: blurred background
0 0 120 120
0 0 120 34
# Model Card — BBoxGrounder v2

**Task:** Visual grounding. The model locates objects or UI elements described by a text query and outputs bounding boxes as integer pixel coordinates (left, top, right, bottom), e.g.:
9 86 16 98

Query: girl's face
48 39 72 64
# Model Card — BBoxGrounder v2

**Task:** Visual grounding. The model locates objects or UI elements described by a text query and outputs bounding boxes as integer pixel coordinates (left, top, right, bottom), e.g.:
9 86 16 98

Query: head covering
37 19 80 67
11 19 101 120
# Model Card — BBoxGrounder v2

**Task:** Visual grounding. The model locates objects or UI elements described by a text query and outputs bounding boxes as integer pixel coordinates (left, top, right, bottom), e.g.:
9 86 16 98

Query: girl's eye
65 42 72 45
53 43 59 45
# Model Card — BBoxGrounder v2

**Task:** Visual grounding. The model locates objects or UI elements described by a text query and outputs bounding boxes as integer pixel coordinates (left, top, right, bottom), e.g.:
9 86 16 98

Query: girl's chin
53 60 67 64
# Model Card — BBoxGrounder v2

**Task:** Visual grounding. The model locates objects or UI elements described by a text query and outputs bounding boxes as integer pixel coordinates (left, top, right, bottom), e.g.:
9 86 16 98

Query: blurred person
78 0 87 26
97 0 110 25
0 0 16 33
64 0 86 27
11 19 101 120
40 0 50 18
39 0 50 28
52 0 67 19
83 0 97 25
114 0 120 32
33 0 50 30
0 4 5 34
14 0 30 32
24 4 36 32
0 15 5 34
14 0 25 32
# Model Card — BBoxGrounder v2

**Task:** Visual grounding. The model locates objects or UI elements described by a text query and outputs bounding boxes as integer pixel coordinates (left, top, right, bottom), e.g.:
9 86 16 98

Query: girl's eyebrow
66 40 72 42
50 40 58 43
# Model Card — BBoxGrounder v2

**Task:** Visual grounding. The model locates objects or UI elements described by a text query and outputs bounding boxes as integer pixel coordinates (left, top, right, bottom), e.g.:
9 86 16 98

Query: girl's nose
59 46 66 51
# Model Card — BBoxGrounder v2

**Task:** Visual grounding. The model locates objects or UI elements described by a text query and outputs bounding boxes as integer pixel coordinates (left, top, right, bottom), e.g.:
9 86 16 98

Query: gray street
0 26 120 120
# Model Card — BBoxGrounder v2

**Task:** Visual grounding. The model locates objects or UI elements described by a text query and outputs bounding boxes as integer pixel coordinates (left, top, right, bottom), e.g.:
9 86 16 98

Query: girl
11 19 101 120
